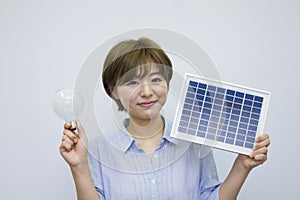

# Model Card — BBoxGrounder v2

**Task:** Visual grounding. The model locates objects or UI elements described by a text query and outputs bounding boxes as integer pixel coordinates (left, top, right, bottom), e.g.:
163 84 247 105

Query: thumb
76 120 86 139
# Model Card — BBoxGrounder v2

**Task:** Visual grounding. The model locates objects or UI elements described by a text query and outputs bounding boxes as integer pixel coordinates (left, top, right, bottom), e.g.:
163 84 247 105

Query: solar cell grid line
171 73 271 155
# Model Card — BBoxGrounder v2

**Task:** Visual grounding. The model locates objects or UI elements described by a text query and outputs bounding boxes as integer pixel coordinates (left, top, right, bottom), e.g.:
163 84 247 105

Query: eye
151 77 163 83
125 80 139 86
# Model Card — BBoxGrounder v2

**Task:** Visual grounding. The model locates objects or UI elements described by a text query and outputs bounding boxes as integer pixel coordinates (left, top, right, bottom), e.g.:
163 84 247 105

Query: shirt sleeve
198 147 222 200
88 139 106 200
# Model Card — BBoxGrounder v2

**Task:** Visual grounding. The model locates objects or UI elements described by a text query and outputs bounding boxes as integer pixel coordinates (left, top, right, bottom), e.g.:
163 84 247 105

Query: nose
140 83 153 97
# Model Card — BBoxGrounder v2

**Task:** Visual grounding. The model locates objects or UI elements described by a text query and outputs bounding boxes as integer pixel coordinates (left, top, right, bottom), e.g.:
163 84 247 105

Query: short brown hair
102 37 173 111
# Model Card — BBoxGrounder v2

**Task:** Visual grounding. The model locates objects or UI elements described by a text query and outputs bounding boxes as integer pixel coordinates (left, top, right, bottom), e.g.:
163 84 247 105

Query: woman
60 37 270 200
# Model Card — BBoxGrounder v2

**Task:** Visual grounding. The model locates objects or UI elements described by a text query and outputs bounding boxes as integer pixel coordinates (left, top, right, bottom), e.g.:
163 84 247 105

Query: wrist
235 155 252 174
70 161 90 176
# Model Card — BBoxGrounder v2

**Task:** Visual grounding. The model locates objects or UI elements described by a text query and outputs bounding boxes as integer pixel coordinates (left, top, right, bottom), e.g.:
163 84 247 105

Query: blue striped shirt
88 119 221 199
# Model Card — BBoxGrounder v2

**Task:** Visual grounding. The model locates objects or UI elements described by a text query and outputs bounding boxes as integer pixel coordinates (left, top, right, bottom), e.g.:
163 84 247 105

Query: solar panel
171 74 271 155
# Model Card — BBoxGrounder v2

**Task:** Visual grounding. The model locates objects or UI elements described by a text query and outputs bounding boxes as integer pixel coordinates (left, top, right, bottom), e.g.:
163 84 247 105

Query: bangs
116 48 172 85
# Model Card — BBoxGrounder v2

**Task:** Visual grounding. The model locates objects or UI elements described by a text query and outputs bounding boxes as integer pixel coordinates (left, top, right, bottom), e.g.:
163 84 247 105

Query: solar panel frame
171 73 271 155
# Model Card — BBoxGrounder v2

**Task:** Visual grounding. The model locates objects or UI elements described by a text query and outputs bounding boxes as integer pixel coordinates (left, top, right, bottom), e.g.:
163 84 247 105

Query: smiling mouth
138 100 158 108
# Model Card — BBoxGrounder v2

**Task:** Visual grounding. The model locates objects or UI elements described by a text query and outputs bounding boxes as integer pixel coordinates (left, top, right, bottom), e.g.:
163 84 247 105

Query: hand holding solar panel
171 74 270 155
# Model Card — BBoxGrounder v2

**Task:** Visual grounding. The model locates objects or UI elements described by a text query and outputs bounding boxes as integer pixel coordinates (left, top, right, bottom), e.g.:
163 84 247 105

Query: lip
138 100 158 108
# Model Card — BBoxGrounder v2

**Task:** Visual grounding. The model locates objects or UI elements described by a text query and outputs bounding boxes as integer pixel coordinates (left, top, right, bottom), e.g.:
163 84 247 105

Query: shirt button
151 179 156 184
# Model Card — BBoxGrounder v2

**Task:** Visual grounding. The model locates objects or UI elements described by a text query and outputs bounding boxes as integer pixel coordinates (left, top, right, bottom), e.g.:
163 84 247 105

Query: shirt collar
113 117 179 153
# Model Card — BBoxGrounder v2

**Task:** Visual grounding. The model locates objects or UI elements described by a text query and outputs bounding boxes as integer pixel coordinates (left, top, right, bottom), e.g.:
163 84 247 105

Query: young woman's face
113 66 168 121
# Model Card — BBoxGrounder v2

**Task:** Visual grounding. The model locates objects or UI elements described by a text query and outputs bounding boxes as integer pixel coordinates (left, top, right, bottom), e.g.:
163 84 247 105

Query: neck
127 115 164 140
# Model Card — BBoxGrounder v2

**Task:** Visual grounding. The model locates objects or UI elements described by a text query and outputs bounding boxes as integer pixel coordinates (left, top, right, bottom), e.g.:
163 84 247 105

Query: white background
1 0 299 199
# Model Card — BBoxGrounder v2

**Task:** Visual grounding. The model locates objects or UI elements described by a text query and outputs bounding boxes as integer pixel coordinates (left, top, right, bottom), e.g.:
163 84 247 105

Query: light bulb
53 88 84 130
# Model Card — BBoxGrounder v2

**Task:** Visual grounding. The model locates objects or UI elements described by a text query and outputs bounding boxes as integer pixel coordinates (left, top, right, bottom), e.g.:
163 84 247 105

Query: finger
255 134 269 143
60 140 73 152
64 122 72 129
76 120 85 138
250 146 268 158
254 138 271 150
254 154 267 162
62 134 75 146
63 129 78 142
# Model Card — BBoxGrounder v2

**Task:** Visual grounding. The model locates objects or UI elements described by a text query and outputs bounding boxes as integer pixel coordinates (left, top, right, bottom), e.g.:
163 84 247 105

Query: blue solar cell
243 105 251 112
231 115 239 121
188 86 196 93
219 130 227 136
197 131 206 137
226 89 235 96
252 107 261 114
253 101 262 108
249 125 257 131
235 140 244 147
183 104 193 110
196 94 204 101
215 93 224 100
236 92 244 98
203 102 212 109
200 120 208 126
185 98 193 104
228 126 237 133
244 99 253 106
225 138 234 144
238 128 246 135
188 123 198 130
201 114 210 120
205 96 213 103
242 111 250 117
198 125 207 132
212 110 221 117
182 109 191 115
191 111 200 118
217 136 225 142
226 95 234 102
247 130 256 137
227 132 235 139
232 109 240 115
233 103 242 110
213 99 222 106
193 105 201 112
190 117 199 124
240 117 249 123
250 119 258 126
217 87 226 94
208 127 217 135
180 115 189 121
210 121 218 128
239 123 247 129
236 134 245 141
179 121 188 127
251 113 260 120
245 94 254 100
213 105 222 111
208 85 217 91
198 83 207 89
254 96 263 102
186 92 195 98
178 127 187 133
246 136 255 143
245 143 254 149
229 120 238 127
189 81 198 87
197 88 206 95
234 97 243 104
